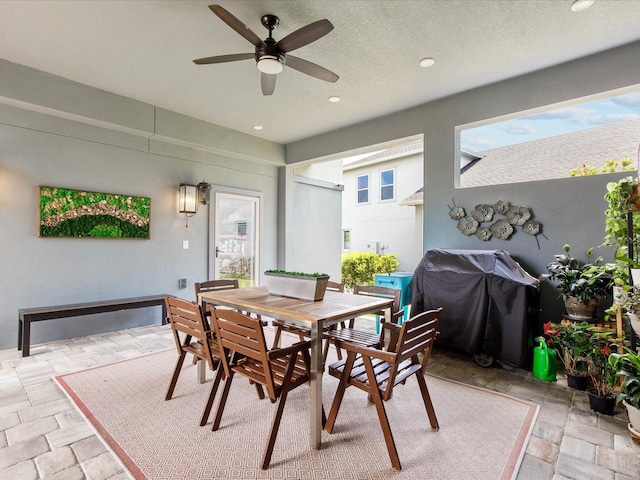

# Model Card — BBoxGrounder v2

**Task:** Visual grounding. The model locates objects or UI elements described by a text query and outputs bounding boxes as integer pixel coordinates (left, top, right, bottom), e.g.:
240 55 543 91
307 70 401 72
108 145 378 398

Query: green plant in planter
609 348 640 409
543 244 616 302
543 321 591 376
604 175 640 261
584 330 621 399
265 270 329 277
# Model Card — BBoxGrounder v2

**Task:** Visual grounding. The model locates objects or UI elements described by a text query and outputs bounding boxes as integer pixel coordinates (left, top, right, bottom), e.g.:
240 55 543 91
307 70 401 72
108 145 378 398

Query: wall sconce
179 184 197 227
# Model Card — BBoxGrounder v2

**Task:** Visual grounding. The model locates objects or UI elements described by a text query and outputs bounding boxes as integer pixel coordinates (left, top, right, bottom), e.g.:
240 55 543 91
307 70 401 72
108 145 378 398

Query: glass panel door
213 192 260 287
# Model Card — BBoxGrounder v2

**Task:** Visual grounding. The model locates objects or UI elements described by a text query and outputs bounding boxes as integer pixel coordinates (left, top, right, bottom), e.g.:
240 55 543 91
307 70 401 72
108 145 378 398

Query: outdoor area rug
55 348 538 480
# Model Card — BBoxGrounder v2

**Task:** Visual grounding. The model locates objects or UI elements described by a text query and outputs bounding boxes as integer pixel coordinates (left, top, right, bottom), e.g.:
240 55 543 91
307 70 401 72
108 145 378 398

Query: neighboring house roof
399 187 424 206
461 118 640 188
399 119 639 204
343 140 423 170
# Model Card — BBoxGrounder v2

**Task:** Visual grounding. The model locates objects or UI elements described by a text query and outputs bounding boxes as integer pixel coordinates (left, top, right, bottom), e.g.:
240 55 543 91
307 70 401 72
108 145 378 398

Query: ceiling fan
193 4 339 96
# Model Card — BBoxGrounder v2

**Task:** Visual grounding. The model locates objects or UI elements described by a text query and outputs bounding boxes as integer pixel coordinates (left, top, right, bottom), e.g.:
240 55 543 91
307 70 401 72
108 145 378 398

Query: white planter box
265 273 329 301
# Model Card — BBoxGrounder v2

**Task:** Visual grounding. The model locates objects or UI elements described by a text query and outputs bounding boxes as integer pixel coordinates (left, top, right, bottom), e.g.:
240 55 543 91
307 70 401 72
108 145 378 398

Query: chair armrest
268 340 312 360
338 341 396 363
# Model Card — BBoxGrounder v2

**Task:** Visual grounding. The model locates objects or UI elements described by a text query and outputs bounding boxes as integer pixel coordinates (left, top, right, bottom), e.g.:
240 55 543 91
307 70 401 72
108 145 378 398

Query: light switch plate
182 240 189 249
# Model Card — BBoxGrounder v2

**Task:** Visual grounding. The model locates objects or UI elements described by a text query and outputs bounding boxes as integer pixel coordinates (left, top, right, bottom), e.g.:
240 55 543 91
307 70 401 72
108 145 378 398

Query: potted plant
583 330 620 415
543 244 617 321
608 348 640 435
264 270 330 301
543 321 591 389
620 285 640 336
604 175 640 254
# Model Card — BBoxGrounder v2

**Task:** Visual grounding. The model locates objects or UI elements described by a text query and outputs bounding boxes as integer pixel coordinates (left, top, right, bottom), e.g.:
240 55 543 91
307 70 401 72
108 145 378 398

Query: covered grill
410 248 540 367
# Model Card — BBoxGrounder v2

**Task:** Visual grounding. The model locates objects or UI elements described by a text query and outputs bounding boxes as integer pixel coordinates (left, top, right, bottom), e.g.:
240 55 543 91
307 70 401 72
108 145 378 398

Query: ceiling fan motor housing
256 38 286 68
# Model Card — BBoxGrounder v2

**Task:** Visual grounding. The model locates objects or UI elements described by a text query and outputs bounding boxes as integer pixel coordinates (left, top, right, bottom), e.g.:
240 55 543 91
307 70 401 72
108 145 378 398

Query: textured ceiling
0 0 639 145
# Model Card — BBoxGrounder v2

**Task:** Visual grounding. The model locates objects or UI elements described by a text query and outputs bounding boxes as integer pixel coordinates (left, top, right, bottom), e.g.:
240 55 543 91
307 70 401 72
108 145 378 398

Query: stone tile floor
1 322 639 479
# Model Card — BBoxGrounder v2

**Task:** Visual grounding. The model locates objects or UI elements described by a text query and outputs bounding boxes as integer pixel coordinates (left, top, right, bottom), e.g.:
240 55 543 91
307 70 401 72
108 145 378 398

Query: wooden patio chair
210 308 315 469
195 279 239 313
164 296 225 426
324 308 442 471
323 285 404 360
271 280 344 354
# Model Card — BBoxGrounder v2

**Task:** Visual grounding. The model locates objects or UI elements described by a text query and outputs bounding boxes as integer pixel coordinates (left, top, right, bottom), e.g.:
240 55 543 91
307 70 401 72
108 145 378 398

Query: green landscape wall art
39 186 151 239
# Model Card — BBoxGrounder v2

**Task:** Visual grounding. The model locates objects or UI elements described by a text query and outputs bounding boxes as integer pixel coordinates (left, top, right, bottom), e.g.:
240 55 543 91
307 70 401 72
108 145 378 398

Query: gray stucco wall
0 60 281 350
286 40 640 328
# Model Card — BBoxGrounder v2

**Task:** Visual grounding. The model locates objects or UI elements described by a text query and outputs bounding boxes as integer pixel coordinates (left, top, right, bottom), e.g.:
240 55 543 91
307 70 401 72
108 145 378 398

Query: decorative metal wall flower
475 227 492 241
506 205 531 226
457 216 479 236
448 198 465 220
471 204 494 222
489 219 514 239
448 198 544 248
493 200 510 215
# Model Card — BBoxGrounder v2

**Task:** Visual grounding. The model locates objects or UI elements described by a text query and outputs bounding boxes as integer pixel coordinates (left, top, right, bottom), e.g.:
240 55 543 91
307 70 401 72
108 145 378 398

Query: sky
461 91 640 153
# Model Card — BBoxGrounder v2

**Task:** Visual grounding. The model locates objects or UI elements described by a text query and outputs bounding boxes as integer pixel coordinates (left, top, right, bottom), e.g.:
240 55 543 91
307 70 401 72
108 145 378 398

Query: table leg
310 322 322 449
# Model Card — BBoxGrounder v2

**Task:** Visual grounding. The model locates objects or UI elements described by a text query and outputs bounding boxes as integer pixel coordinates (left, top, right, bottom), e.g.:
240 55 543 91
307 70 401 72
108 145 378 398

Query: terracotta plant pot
563 295 599 321
586 389 615 415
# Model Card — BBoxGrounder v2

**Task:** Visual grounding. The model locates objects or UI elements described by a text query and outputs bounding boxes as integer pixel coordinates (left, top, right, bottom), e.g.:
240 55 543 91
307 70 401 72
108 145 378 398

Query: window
342 229 351 251
380 169 395 201
458 89 640 188
357 174 369 204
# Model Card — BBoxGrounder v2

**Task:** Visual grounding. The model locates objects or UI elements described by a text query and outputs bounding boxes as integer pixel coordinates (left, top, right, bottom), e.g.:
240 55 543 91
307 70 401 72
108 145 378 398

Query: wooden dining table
198 285 393 449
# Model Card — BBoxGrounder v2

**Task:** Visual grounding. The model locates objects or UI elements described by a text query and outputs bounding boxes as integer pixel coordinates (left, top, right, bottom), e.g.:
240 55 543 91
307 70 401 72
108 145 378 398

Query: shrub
341 251 399 289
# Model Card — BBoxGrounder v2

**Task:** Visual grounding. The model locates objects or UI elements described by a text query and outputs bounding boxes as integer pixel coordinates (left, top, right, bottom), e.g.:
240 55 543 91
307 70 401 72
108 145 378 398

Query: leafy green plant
603 176 640 260
265 270 328 277
340 252 399 289
570 158 635 177
543 321 591 375
609 348 640 409
542 244 616 302
584 330 620 398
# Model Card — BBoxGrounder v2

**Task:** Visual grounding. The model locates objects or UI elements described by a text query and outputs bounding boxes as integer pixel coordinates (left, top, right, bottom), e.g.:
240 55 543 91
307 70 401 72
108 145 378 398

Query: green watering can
532 336 557 381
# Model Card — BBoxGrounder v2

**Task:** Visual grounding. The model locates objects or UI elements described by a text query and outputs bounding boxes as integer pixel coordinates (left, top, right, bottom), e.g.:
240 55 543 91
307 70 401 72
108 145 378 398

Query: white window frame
379 168 395 202
342 229 351 251
356 173 370 205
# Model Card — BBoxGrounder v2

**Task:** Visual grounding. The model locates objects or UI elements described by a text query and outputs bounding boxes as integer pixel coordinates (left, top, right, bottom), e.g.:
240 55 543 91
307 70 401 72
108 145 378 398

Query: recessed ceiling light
419 57 435 68
328 96 340 103
253 125 263 131
571 0 594 12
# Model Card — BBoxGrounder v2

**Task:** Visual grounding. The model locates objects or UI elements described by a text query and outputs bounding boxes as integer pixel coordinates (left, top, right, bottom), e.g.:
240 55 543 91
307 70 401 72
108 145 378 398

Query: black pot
566 372 589 390
586 388 615 415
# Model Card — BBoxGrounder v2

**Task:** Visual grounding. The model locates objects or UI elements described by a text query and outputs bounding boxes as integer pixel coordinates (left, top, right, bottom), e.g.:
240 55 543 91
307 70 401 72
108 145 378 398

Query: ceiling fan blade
193 53 254 65
285 55 339 83
261 73 276 96
209 4 265 48
275 19 334 53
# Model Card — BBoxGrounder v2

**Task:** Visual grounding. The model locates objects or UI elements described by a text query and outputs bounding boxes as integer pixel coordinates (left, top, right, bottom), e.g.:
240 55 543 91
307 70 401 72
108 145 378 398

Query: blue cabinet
374 272 413 332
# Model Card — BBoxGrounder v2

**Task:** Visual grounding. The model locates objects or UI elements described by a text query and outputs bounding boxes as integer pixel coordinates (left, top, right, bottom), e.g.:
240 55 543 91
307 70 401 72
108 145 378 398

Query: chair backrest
381 308 441 399
327 280 344 292
211 308 277 398
354 284 402 320
194 279 239 298
165 296 215 368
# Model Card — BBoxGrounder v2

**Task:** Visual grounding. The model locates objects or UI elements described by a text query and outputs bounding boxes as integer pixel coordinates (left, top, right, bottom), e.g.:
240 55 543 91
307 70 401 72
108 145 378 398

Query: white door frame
209 186 262 286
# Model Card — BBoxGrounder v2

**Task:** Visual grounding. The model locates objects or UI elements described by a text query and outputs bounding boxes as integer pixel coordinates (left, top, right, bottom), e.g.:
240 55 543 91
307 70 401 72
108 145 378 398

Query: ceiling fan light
571 0 594 12
257 56 283 74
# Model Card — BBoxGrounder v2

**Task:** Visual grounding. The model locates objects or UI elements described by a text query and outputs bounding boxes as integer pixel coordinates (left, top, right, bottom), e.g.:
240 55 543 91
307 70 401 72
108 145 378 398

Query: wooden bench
18 295 171 357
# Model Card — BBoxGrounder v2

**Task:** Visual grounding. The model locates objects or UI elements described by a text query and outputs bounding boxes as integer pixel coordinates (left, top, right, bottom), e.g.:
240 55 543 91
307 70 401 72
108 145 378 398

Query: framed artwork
39 186 151 239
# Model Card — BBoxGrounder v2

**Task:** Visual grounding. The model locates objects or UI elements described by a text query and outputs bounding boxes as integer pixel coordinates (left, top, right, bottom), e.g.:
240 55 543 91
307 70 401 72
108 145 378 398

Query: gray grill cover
410 249 540 367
